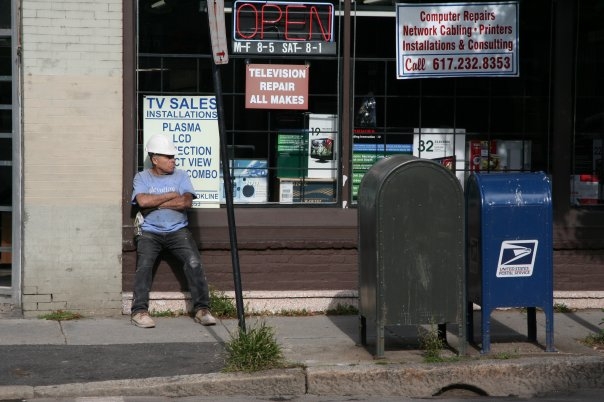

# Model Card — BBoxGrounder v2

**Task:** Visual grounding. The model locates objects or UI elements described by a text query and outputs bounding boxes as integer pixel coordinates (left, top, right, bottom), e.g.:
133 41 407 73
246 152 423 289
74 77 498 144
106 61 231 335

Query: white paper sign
143 95 221 208
413 128 466 185
396 2 519 79
307 114 337 179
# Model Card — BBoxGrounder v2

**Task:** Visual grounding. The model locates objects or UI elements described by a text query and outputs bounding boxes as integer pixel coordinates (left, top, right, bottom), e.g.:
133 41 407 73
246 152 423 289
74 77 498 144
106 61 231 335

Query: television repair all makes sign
246 64 309 110
396 2 519 79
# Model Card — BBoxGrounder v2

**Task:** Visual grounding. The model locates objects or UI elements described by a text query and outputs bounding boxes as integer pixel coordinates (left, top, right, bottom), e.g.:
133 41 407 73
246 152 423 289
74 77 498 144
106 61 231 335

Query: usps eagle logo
496 240 539 278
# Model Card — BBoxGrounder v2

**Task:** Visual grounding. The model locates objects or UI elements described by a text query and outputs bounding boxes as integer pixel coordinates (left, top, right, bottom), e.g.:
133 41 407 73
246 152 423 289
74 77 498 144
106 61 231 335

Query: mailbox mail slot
358 155 466 358
466 172 554 353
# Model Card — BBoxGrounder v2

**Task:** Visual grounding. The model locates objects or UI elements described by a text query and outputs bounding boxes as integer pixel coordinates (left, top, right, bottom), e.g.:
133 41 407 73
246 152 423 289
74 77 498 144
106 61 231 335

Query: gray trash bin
358 155 466 358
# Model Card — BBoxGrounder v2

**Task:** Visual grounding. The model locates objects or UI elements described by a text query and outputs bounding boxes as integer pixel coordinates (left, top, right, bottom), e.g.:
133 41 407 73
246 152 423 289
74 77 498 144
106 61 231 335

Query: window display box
277 132 308 179
279 179 337 203
0 212 11 264
277 114 338 180
307 114 338 179
571 174 601 205
467 140 531 172
220 159 268 203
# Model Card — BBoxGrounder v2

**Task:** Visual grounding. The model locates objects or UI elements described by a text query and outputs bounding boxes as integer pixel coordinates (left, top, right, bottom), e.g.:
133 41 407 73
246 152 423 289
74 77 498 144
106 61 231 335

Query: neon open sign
232 0 336 55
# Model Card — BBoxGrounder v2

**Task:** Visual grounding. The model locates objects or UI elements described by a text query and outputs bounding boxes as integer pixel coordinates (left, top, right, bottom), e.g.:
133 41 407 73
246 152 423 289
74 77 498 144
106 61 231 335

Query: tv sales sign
143 96 221 208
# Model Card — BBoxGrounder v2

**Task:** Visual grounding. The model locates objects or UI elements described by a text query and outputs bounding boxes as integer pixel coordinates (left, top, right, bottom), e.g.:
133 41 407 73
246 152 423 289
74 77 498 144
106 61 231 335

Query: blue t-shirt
132 169 196 233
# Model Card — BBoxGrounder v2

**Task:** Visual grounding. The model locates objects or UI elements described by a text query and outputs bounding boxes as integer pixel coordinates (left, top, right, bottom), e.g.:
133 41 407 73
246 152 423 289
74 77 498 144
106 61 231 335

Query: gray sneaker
195 308 217 326
131 311 155 328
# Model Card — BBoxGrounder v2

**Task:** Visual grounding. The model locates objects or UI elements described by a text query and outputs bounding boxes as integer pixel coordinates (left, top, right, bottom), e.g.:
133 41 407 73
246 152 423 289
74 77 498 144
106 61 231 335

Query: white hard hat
145 134 177 155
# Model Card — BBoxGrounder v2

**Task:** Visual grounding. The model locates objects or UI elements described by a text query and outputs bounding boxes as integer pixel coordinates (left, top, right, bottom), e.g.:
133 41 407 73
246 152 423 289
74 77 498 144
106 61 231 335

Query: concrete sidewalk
0 309 603 399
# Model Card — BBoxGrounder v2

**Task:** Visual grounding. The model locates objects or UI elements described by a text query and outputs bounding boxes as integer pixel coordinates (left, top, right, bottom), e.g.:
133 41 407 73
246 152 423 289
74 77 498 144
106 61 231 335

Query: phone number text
402 54 516 76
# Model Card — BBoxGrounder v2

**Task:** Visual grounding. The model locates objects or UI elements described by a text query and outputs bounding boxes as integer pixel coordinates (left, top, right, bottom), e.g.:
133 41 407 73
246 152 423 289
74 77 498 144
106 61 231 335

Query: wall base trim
553 291 604 309
122 290 604 315
122 290 358 315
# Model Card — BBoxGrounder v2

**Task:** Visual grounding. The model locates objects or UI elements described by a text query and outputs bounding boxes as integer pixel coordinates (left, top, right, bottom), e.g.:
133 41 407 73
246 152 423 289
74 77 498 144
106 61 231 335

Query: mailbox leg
467 302 475 345
527 307 537 342
376 323 385 359
545 305 556 352
481 306 491 354
459 300 467 356
438 323 447 343
359 315 367 346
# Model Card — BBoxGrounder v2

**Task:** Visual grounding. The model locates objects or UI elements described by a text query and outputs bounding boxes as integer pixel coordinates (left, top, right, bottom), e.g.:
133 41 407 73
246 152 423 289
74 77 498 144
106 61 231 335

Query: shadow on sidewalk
0 342 225 387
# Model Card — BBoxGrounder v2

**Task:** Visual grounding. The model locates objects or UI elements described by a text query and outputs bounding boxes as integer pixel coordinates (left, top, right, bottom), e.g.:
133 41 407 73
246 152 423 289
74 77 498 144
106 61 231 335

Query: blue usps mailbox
466 172 554 354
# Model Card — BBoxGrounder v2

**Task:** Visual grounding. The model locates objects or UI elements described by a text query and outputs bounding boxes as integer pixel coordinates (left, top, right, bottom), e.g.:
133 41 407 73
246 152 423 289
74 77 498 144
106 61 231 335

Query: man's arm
156 192 193 210
135 192 180 209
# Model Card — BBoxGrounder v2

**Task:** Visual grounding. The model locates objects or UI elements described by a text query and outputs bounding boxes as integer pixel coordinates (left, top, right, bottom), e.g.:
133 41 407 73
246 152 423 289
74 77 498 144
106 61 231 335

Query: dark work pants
131 228 210 314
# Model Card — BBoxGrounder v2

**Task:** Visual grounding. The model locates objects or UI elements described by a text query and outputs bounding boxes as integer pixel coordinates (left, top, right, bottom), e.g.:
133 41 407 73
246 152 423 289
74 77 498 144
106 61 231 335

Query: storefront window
351 1 551 201
0 0 13 290
136 0 558 207
137 0 341 205
572 1 604 207
0 0 9 30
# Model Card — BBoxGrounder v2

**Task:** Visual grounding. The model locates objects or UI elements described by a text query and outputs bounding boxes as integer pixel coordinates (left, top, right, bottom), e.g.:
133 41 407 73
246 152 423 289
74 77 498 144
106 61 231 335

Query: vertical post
206 0 246 332
340 0 352 207
213 63 246 333
550 0 576 220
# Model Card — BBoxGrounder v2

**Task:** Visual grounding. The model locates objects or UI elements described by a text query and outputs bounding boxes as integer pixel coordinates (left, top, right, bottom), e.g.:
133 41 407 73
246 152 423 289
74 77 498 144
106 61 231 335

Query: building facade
2 0 603 316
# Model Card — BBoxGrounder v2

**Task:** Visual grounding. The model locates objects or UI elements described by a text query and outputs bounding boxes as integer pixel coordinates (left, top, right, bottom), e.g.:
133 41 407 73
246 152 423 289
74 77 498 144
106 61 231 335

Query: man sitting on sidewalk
130 134 216 328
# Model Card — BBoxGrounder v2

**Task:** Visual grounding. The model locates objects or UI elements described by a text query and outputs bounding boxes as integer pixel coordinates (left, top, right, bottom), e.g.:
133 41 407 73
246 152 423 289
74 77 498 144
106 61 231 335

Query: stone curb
1 356 604 399
307 355 604 398
0 385 34 400
0 369 306 400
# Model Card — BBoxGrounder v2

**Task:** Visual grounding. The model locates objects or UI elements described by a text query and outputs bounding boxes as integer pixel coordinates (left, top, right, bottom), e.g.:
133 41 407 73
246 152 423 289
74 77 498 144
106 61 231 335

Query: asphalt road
11 388 604 402
0 343 225 386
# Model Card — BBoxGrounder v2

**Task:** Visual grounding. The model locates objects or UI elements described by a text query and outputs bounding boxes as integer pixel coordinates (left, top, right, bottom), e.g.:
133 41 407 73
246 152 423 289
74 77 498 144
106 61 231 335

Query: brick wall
122 246 604 312
20 0 123 316
554 249 604 291
122 248 359 292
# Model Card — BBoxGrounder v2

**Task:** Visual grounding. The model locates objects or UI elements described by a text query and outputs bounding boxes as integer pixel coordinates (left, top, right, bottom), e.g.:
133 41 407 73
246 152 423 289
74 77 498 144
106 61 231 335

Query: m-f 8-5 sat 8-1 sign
232 0 336 55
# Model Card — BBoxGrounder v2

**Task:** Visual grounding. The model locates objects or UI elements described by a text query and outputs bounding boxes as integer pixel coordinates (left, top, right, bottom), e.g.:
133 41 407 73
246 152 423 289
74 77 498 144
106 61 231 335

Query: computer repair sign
496 240 539 278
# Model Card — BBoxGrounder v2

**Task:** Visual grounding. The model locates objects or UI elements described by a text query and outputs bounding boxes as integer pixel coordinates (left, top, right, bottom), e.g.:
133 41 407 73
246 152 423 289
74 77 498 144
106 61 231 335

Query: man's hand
157 193 193 210
135 192 180 209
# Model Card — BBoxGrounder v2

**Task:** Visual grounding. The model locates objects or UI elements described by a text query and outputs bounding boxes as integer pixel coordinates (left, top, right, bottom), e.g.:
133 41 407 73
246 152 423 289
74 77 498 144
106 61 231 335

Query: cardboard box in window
232 159 268 177
0 212 11 264
466 140 531 172
570 174 601 206
279 179 336 203
220 159 268 203
307 114 338 180
277 132 308 178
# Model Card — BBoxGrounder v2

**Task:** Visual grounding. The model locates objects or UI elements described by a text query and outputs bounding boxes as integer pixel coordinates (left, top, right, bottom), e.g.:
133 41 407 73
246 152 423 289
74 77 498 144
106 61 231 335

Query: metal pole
205 0 246 332
341 0 352 207
212 61 246 333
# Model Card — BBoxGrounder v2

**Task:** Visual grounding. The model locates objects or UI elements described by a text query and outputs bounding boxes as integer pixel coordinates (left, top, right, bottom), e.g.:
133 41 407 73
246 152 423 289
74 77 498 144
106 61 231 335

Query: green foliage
418 322 444 362
493 351 518 360
583 330 604 347
326 304 359 315
582 310 604 348
277 308 314 317
150 309 181 317
553 303 572 313
38 310 82 321
210 288 238 318
224 321 284 372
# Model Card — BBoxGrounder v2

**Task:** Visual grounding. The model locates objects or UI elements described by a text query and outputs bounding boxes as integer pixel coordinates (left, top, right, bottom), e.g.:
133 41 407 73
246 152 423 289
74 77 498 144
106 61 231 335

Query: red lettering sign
234 1 334 42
